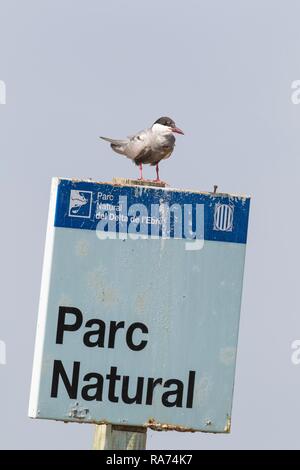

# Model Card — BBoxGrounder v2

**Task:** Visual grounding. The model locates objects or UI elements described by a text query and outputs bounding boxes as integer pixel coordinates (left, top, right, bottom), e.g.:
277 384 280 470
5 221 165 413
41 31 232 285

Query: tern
100 116 184 182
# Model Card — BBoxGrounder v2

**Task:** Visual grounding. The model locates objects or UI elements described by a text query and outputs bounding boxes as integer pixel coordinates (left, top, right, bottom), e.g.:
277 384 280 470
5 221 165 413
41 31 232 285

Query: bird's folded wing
128 129 148 141
133 146 154 165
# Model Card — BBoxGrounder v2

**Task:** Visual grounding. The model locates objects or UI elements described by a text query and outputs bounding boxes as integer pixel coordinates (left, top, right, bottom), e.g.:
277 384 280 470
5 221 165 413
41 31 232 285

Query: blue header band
54 179 250 244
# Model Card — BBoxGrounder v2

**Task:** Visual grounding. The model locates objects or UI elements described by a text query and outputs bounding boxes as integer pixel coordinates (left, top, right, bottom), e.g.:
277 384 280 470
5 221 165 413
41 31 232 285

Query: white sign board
29 178 250 432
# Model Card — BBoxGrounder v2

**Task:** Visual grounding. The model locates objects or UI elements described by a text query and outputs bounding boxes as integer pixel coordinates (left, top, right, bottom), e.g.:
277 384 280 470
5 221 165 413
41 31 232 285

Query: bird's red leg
153 163 160 182
138 163 144 180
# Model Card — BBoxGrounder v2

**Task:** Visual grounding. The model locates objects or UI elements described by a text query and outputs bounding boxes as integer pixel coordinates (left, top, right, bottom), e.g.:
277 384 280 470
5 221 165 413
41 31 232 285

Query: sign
29 178 250 432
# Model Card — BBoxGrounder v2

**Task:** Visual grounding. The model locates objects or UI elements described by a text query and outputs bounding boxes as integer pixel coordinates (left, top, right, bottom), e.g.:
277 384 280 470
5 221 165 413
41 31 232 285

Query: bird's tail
99 136 128 155
99 136 127 145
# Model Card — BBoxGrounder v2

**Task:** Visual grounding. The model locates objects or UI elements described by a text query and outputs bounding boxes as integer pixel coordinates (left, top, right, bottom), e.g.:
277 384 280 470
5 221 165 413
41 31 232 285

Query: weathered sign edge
28 178 59 418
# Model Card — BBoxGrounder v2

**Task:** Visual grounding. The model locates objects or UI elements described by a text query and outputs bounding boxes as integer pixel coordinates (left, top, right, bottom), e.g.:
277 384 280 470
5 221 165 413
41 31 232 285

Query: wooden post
93 424 147 450
93 177 167 450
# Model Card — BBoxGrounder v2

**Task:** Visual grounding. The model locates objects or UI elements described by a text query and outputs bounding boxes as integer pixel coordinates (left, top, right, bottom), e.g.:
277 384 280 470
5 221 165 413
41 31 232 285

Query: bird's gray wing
133 146 155 165
100 128 152 160
124 129 152 160
127 128 148 141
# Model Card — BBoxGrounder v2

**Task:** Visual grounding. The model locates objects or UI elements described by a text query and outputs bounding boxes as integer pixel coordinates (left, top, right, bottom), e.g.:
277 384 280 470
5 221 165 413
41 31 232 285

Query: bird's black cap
154 116 176 127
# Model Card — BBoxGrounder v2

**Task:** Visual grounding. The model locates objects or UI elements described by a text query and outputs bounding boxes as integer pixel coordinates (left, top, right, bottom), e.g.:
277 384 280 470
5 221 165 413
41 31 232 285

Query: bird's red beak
172 127 184 135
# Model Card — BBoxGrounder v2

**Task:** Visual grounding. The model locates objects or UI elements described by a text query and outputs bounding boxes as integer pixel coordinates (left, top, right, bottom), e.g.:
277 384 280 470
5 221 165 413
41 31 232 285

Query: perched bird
100 116 184 182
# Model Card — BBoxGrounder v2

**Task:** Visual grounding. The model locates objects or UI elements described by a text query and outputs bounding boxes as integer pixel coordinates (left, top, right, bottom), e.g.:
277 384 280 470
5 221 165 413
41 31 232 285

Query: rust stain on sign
224 415 231 433
146 418 197 433
86 270 119 305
